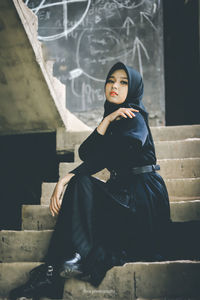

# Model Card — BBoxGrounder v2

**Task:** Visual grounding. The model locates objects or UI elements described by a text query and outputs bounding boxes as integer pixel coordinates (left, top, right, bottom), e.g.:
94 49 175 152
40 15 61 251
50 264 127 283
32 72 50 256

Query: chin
107 98 124 105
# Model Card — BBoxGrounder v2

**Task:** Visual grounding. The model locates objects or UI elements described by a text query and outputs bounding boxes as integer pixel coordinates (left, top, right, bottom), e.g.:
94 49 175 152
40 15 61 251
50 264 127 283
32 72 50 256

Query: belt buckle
152 164 160 171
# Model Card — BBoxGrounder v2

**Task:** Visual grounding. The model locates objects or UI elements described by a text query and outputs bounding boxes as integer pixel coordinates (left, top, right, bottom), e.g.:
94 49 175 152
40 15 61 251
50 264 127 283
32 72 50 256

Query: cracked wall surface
0 0 90 135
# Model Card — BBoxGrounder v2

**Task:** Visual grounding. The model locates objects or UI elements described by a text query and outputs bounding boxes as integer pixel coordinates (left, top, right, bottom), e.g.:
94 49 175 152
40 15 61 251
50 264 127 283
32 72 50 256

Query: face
105 69 128 104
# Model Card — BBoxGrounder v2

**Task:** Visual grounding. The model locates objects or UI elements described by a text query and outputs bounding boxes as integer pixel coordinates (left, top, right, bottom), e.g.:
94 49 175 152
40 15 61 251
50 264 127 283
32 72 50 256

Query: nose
112 81 119 89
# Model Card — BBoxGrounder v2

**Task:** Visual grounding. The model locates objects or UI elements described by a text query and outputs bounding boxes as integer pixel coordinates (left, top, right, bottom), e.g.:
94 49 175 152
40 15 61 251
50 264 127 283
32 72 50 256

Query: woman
10 62 171 299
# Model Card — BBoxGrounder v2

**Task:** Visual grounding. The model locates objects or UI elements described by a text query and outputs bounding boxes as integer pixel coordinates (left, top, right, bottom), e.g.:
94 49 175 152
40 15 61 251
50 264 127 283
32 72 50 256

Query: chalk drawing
71 78 81 97
32 0 88 11
76 29 119 82
31 0 91 41
140 11 158 31
153 3 157 13
132 37 150 77
69 68 83 79
113 0 145 9
63 0 68 39
122 16 135 36
81 82 104 108
34 0 46 15
25 0 161 113
95 15 101 24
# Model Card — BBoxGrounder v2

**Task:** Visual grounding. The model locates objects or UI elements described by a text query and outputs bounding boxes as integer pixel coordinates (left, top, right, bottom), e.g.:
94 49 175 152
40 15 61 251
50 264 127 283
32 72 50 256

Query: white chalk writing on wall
25 0 160 111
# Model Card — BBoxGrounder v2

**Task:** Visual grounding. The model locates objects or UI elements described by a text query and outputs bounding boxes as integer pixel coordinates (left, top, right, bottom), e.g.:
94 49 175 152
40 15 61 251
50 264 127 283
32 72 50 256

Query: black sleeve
78 128 106 161
69 113 148 175
118 112 148 147
69 128 107 175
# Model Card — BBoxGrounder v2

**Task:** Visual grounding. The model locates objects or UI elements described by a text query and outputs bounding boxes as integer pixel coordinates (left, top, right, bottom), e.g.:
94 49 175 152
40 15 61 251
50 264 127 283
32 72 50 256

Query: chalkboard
24 0 165 125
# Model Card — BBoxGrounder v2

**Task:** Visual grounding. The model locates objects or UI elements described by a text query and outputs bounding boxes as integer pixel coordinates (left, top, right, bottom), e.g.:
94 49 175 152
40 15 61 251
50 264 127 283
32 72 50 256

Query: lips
110 91 118 96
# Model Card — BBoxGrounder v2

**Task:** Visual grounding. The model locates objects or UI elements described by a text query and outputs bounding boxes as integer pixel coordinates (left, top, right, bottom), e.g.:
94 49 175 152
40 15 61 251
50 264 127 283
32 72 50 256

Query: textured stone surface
132 261 200 298
41 178 200 205
57 125 200 153
59 158 200 180
74 139 200 162
1 261 200 299
170 200 200 222
41 182 57 206
21 201 200 230
0 230 52 262
166 178 200 201
0 0 65 134
155 139 200 159
150 125 200 141
158 158 200 179
0 262 40 297
0 0 90 136
22 204 57 230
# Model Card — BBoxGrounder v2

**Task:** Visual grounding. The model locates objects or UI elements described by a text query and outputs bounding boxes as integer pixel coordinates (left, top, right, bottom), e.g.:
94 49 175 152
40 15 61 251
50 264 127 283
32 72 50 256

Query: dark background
163 0 200 125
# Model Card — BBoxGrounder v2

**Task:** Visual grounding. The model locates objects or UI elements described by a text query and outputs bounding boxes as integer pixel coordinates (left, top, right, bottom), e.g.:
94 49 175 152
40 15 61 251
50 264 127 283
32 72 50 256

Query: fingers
128 108 139 117
50 195 60 217
119 108 138 119
120 112 127 118
130 108 139 112
126 110 135 118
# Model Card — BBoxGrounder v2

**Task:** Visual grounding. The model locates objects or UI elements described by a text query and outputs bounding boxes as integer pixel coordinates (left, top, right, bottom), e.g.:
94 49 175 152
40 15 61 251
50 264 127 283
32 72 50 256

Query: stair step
74 139 200 162
0 230 52 262
151 125 200 141
170 200 200 222
57 125 200 153
158 158 200 179
166 178 200 201
2 197 200 261
1 261 200 298
41 177 200 205
22 201 200 230
0 262 40 298
59 158 200 180
22 205 57 230
155 139 200 159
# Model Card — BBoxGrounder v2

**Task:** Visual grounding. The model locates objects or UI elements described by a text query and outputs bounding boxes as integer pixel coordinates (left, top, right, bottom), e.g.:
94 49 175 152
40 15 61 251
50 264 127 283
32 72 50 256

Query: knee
73 173 92 185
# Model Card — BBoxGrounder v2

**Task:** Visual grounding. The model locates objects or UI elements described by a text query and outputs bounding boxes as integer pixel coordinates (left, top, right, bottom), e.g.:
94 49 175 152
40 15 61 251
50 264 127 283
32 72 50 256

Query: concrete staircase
1 125 200 299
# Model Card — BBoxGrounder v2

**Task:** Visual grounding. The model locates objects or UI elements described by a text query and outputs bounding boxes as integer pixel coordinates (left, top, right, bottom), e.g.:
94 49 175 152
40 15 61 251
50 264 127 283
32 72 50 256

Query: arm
69 112 148 176
77 116 110 161
69 108 137 175
50 111 146 216
118 112 148 147
78 107 138 161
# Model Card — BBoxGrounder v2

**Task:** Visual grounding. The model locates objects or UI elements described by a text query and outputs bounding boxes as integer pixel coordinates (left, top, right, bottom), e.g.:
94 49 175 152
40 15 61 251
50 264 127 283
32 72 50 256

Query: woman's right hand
49 181 65 217
106 107 139 123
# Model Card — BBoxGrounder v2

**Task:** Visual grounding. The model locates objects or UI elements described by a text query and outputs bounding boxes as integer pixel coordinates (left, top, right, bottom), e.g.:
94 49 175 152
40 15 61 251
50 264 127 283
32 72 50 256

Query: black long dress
44 111 173 286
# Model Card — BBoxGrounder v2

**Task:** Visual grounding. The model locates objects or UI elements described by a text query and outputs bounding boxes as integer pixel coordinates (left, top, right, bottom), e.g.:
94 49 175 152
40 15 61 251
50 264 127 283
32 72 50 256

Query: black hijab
102 62 156 153
103 62 148 121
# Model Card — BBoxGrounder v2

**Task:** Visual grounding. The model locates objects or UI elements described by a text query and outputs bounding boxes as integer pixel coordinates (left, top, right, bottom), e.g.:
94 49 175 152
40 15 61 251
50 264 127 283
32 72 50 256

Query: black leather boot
59 252 83 279
9 263 64 300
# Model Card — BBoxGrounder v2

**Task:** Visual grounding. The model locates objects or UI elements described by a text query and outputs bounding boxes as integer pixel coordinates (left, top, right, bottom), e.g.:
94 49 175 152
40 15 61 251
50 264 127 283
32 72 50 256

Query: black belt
110 164 160 180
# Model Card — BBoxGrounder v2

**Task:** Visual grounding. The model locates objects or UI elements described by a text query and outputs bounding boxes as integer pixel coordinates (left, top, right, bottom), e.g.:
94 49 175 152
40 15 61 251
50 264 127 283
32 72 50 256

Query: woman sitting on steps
9 61 200 300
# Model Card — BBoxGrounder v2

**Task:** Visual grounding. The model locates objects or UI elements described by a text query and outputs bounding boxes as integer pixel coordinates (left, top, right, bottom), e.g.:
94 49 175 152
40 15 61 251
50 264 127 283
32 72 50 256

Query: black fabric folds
42 62 200 289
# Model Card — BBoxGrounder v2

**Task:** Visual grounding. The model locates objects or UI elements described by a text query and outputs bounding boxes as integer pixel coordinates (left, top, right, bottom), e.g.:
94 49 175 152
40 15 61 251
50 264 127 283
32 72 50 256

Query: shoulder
118 112 148 146
120 112 147 131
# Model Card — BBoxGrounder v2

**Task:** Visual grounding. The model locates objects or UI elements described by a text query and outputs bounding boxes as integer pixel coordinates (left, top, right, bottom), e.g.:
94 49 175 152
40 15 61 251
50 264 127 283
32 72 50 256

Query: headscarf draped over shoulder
103 62 150 147
103 62 147 121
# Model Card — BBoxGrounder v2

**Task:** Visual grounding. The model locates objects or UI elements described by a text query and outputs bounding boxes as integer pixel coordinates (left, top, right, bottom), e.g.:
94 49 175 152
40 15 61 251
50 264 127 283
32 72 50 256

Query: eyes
107 79 128 86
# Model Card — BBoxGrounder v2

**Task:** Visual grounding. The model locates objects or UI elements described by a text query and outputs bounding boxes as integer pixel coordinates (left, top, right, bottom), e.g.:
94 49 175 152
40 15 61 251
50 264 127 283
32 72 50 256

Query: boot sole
59 268 83 279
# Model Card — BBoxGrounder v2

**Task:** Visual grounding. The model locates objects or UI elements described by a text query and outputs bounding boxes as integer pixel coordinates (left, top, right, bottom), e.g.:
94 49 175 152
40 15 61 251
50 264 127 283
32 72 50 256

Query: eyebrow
109 75 128 80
